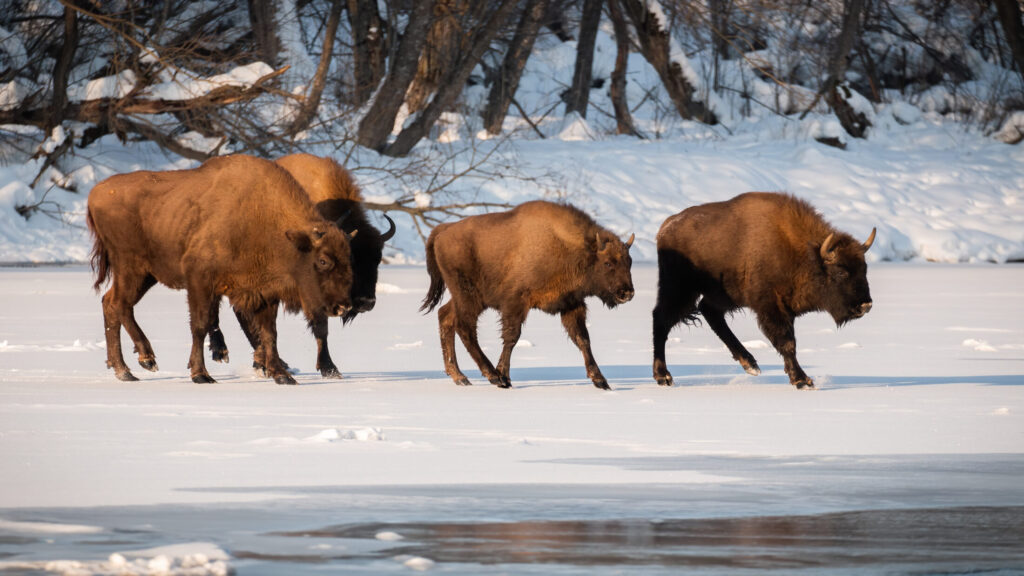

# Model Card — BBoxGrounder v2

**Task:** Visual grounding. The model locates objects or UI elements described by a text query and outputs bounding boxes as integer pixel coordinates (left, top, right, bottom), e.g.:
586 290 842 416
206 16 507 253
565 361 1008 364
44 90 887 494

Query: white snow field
1 262 1022 574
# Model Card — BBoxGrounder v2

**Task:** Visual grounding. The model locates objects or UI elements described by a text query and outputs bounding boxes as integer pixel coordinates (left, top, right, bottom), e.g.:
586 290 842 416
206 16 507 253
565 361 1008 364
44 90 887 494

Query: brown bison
652 192 875 389
206 153 395 377
421 201 635 390
87 155 354 384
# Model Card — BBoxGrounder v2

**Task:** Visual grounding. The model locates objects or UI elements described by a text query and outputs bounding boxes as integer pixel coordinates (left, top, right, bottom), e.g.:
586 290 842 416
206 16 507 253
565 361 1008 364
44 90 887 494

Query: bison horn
380 214 396 242
820 232 837 260
335 209 352 229
863 227 876 251
624 233 635 248
347 229 359 240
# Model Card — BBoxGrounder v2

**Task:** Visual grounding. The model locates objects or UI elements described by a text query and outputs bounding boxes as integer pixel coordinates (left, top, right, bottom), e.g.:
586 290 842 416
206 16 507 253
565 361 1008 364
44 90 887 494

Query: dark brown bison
87 155 354 384
206 153 395 377
652 192 875 389
421 201 635 390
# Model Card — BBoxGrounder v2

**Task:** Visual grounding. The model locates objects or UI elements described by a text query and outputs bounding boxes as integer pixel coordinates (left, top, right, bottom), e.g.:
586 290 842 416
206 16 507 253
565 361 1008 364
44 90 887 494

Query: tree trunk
356 0 437 152
287 0 342 135
384 0 519 157
564 0 602 117
48 6 79 132
347 0 386 105
406 0 469 115
248 0 281 67
993 0 1024 85
607 0 639 137
824 0 870 138
619 0 716 124
482 0 548 135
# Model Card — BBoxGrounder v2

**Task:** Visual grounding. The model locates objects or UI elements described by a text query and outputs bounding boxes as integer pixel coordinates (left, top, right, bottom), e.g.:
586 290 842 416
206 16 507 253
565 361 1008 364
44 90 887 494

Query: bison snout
852 301 873 318
615 288 635 304
354 296 376 313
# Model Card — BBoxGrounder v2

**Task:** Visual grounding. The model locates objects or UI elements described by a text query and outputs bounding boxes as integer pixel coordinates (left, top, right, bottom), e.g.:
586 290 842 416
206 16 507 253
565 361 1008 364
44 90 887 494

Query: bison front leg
437 302 470 386
310 313 342 378
495 306 528 388
561 305 610 391
207 297 229 363
250 303 296 385
699 301 760 376
756 309 812 389
185 286 217 384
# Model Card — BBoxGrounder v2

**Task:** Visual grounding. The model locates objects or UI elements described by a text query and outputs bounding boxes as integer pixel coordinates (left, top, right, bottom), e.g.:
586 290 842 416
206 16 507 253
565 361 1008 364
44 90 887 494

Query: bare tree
606 0 639 136
383 0 520 157
48 6 79 132
564 0 602 117
288 0 343 136
619 0 717 124
482 0 549 135
248 0 281 66
347 0 386 105
406 0 469 114
992 0 1024 85
802 0 870 139
356 0 438 152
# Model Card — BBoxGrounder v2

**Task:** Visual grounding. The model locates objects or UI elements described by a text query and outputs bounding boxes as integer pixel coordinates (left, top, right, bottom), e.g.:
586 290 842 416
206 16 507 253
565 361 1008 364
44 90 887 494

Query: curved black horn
380 214 396 242
334 209 352 229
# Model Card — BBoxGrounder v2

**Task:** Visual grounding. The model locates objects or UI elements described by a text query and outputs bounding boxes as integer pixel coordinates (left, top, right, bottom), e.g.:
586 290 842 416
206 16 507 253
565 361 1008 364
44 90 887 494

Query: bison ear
286 230 313 253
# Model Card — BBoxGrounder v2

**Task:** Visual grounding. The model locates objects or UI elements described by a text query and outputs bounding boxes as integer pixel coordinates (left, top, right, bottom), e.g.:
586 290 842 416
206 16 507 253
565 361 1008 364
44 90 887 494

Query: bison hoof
274 373 298 385
794 379 815 390
138 357 159 372
454 376 472 386
319 366 342 379
655 374 674 386
592 379 612 391
211 349 229 363
192 373 217 384
115 370 139 382
489 375 512 388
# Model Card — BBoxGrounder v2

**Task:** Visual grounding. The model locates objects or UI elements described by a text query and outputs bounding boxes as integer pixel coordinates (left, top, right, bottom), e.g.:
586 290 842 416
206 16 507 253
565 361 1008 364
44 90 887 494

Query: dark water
253 506 1024 574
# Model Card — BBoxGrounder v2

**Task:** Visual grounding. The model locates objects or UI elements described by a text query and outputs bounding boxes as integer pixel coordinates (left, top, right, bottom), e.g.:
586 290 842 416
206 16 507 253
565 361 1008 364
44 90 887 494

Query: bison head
286 223 354 319
593 232 635 308
340 213 395 322
819 228 875 326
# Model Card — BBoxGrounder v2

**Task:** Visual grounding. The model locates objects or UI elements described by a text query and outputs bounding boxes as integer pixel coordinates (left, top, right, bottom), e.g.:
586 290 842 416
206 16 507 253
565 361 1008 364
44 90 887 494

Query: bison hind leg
438 302 472 386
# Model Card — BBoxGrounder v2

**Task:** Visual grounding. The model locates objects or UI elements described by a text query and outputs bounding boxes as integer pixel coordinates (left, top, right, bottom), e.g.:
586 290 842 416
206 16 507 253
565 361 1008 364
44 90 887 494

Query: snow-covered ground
1 262 1022 574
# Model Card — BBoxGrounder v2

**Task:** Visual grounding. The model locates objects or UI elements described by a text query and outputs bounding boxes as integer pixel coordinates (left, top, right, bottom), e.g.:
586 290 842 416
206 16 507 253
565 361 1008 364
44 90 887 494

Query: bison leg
207 297 229 363
699 301 760 376
100 287 136 382
250 302 296 385
494 307 527 388
756 310 813 389
651 282 699 387
438 302 471 386
561 305 610 391
455 311 503 387
185 285 217 384
311 313 341 378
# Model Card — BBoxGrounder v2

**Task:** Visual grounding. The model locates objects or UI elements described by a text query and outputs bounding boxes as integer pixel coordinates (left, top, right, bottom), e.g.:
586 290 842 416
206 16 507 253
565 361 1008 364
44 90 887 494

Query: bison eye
316 257 334 272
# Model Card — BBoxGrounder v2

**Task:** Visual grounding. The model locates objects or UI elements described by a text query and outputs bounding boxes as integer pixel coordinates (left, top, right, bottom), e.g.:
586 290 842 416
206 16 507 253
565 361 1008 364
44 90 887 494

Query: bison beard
86 155 354 384
421 201 635 390
652 192 875 389
204 153 396 378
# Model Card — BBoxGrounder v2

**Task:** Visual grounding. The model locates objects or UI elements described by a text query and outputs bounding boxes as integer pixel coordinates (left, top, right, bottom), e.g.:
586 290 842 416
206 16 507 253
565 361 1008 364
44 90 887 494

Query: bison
421 201 635 390
652 192 875 389
87 154 354 384
206 153 396 377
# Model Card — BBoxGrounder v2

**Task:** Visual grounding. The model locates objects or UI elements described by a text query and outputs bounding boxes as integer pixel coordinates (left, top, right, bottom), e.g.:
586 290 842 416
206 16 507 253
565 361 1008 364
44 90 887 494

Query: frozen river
1 263 1022 574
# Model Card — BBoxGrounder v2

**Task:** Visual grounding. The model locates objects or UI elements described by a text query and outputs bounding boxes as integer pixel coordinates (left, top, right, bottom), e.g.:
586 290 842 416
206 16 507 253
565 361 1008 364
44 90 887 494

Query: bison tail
86 208 110 292
420 234 446 313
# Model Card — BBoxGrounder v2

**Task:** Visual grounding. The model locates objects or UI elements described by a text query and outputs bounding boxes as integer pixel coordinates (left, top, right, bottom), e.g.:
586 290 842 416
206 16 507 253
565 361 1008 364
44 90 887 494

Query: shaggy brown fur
421 201 635 390
206 153 396 378
652 192 875 389
87 155 354 384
